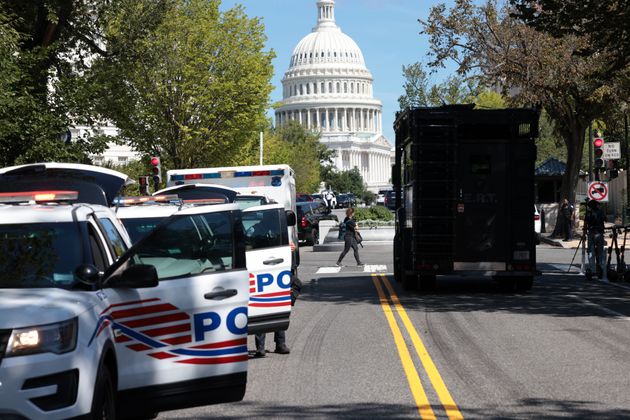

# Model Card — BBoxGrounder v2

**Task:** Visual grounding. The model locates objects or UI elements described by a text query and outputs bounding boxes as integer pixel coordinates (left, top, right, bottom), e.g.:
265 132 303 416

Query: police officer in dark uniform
585 200 607 281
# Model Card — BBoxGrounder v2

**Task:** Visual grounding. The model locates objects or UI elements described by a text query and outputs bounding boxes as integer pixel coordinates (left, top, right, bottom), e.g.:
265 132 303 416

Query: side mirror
285 210 297 227
75 264 101 285
108 264 158 289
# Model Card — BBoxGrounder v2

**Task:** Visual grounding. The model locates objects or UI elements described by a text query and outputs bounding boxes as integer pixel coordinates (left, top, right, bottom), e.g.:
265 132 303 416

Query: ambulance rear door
242 204 292 334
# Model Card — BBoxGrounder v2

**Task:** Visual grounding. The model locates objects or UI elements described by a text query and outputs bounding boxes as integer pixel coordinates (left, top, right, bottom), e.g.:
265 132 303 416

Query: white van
166 165 300 271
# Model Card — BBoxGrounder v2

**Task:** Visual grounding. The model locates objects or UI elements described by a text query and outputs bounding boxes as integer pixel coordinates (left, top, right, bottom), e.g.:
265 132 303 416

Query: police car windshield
0 223 82 288
121 217 163 244
235 197 265 210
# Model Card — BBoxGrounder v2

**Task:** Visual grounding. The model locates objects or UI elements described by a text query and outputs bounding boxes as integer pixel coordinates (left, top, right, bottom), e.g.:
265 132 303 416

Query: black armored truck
392 105 539 292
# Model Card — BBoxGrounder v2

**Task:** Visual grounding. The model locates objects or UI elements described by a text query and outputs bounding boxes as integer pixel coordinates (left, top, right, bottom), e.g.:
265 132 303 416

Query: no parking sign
587 181 609 202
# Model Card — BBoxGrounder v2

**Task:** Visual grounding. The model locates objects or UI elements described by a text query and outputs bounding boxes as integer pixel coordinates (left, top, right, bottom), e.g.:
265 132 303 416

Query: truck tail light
534 214 540 221
301 217 309 228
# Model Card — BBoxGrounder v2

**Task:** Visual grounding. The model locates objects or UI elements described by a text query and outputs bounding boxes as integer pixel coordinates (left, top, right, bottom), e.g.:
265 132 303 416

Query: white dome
290 30 365 69
288 0 366 70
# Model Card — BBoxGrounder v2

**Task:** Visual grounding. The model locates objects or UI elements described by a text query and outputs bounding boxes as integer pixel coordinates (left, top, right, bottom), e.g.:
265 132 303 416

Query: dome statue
275 0 392 193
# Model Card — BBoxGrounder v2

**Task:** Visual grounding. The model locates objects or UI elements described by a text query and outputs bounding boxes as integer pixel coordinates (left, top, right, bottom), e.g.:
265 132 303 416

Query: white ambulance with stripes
0 163 249 419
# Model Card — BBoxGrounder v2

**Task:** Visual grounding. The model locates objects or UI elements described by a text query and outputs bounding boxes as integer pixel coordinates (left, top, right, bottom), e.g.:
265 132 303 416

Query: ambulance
164 165 300 272
0 163 249 419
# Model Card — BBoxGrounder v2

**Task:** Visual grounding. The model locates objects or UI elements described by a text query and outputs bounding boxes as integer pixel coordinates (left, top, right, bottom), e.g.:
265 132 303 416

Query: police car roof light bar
0 190 79 204
171 169 285 182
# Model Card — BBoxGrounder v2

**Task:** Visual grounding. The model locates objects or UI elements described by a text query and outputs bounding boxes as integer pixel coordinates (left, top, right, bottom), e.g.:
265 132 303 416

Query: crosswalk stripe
316 267 341 274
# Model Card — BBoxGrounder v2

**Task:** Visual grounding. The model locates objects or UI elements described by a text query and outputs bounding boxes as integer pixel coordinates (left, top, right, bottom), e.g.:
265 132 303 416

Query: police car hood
0 289 96 328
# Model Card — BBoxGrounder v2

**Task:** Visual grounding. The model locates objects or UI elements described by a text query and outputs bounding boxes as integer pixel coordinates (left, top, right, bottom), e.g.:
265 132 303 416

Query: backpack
338 220 346 239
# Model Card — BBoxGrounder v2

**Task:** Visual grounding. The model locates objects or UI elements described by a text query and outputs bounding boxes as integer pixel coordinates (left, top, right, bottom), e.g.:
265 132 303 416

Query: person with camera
584 200 607 281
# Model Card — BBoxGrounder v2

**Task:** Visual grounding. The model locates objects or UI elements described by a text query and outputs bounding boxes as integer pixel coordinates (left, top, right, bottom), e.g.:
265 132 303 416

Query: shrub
354 205 394 222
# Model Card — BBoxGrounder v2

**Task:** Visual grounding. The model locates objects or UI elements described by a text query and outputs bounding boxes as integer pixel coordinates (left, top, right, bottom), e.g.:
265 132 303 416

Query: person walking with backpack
336 207 363 267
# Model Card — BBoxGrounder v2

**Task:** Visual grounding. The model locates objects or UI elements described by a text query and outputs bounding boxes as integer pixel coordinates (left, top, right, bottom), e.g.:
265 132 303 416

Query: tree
398 62 431 109
261 121 324 193
92 0 275 170
421 0 615 205
511 0 630 74
323 168 366 197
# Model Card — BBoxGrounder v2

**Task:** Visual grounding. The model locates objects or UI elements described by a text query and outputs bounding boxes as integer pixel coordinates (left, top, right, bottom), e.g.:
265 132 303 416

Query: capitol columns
307 108 311 129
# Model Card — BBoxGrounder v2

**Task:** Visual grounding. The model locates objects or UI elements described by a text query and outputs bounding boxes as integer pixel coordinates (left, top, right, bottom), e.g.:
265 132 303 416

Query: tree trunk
551 119 587 237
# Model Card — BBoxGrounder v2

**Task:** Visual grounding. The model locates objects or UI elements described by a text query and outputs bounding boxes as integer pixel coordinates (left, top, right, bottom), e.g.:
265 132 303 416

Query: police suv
0 164 249 419
117 195 294 335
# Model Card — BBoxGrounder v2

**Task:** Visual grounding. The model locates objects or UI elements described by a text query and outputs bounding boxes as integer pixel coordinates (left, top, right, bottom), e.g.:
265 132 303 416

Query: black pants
563 217 572 240
255 330 285 350
337 235 361 265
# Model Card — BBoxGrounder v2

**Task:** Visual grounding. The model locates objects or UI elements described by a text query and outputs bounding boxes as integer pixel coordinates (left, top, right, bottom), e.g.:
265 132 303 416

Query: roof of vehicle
167 164 294 176
0 203 110 224
154 183 238 195
116 202 240 219
0 162 133 207
242 203 284 212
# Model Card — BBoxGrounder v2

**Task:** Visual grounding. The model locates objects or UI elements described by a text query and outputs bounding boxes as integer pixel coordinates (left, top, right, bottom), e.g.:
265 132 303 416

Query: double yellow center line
371 274 463 420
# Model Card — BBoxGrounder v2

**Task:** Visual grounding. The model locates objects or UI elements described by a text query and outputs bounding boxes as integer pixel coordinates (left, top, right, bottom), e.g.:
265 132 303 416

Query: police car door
101 204 249 411
242 204 292 334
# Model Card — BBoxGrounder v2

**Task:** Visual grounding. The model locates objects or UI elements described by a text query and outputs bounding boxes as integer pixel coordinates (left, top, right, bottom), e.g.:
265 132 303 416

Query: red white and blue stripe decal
89 298 248 365
248 273 291 307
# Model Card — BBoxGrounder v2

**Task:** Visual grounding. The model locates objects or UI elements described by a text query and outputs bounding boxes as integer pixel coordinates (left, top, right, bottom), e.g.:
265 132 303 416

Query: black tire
312 228 319 245
418 275 437 293
402 272 418 291
515 276 533 292
91 367 116 420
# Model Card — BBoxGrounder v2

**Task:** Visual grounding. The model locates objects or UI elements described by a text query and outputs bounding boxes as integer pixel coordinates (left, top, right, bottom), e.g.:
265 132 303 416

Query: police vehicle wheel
515 276 533 292
92 367 116 419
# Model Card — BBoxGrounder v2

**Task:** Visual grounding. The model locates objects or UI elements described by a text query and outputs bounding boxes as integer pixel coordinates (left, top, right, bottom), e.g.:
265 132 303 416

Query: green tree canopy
421 0 616 204
91 0 275 171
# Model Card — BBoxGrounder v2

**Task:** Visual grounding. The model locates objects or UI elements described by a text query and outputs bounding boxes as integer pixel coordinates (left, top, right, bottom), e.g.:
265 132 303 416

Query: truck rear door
455 143 507 264
242 204 292 335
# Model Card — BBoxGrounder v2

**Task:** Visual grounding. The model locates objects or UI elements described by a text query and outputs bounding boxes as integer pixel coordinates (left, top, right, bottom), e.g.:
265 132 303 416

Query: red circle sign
588 182 608 201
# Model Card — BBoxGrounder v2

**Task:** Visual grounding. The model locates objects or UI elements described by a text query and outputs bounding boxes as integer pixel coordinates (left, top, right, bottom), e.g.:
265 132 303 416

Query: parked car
377 189 390 205
384 190 397 210
297 201 338 245
535 205 541 244
336 194 356 208
296 193 314 202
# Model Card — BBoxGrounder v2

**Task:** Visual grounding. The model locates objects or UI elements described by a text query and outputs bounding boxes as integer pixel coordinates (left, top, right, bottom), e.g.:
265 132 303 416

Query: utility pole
588 123 593 182
259 132 264 165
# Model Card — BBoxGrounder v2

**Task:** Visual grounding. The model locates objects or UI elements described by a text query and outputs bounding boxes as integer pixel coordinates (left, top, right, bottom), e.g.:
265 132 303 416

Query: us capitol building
275 0 393 192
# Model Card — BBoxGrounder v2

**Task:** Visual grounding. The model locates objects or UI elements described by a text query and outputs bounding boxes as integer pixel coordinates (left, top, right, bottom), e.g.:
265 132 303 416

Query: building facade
275 0 393 192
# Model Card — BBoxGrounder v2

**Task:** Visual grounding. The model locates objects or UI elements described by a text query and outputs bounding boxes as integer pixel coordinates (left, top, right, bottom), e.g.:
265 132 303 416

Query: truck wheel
403 273 418 291
516 276 533 292
419 275 436 292
91 366 116 419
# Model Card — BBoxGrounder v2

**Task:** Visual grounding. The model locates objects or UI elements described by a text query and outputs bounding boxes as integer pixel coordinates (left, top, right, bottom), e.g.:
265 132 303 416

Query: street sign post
587 181 609 202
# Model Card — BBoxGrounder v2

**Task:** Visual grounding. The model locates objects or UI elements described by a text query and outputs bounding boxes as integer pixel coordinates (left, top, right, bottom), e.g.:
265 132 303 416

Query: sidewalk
540 233 583 249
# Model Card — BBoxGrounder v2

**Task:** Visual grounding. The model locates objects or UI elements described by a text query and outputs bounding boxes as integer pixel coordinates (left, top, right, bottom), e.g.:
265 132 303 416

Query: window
88 225 108 271
100 218 128 258
242 209 286 250
127 212 235 280
0 223 82 288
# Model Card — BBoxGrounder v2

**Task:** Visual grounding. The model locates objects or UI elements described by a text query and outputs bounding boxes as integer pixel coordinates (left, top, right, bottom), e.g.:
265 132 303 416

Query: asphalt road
159 243 630 419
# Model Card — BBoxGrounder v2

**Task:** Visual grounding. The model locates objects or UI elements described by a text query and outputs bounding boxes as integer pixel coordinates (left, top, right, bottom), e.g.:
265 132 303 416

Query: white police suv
117 197 294 335
0 164 249 419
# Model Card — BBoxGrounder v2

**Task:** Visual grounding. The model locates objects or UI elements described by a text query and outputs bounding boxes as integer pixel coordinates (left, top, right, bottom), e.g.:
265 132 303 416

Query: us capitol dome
275 0 392 192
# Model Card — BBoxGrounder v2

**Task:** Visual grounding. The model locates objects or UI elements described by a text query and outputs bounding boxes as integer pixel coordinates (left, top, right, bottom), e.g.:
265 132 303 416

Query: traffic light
593 136 605 172
608 159 619 179
150 156 161 185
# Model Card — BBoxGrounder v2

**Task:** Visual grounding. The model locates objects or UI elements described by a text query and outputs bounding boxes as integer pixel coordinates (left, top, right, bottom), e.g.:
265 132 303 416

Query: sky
219 0 457 144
